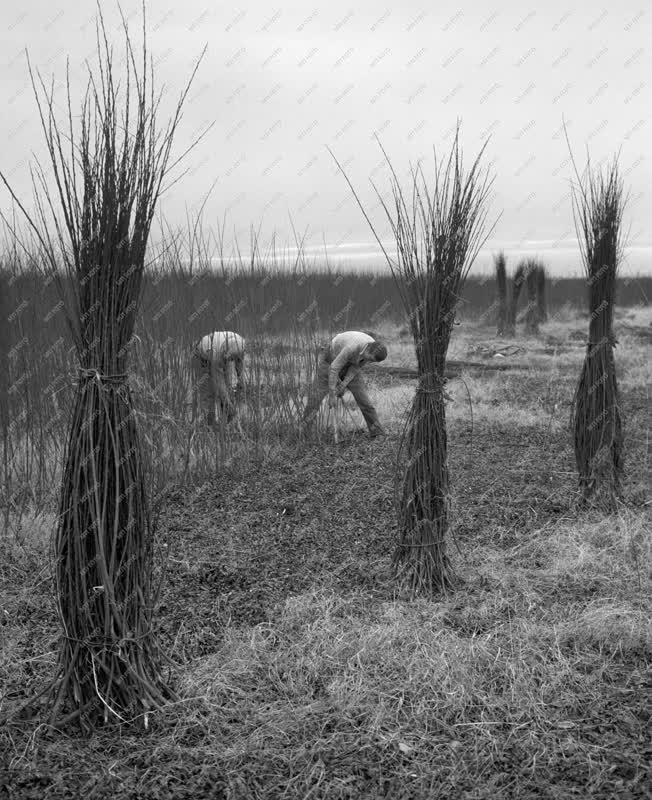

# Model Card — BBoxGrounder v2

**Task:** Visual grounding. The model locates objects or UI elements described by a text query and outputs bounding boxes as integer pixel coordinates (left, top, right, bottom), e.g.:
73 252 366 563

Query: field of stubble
1 307 650 799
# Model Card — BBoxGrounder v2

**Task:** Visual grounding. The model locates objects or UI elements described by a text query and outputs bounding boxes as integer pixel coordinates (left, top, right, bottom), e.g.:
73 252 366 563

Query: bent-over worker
191 331 245 426
304 330 387 437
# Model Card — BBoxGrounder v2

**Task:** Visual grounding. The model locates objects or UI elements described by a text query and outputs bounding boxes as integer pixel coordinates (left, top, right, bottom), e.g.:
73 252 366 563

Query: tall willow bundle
508 260 526 334
524 259 539 334
494 251 507 335
0 268 9 530
570 156 625 509
536 263 547 322
1 14 203 729
333 130 494 594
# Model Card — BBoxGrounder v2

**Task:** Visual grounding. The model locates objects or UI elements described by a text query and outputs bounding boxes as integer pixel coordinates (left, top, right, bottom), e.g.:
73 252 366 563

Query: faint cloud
513 120 536 140
334 119 355 140
479 11 499 31
624 9 646 30
261 48 283 67
333 10 354 31
333 48 355 68
297 9 319 31
226 48 247 68
370 82 392 104
406 11 428 31
479 83 501 105
586 47 608 69
370 10 391 31
7 12 28 30
552 82 572 103
225 10 246 31
551 11 573 31
407 83 427 104
623 47 644 68
188 9 212 32
298 47 319 67
624 82 645 103
442 47 463 68
442 83 462 104
297 83 318 104
261 83 282 103
587 82 608 104
515 11 536 31
43 9 64 31
478 46 500 68
587 10 608 30
441 10 462 31
551 48 571 68
260 9 282 31
406 47 427 68
370 48 391 68
333 83 354 104
515 82 536 103
515 47 536 67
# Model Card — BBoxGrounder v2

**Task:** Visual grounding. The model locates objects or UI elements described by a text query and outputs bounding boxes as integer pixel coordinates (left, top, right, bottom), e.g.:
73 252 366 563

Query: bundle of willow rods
0 268 9 529
1 12 202 729
524 258 540 334
536 263 548 322
494 251 507 335
508 260 526 334
570 156 625 509
337 128 494 594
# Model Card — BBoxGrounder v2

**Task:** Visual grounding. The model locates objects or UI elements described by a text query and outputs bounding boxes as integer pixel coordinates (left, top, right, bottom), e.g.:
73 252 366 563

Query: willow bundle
1 14 202 729
0 268 9 529
524 259 540 334
570 156 625 509
494 251 507 335
335 129 494 594
536 262 548 322
508 260 526 334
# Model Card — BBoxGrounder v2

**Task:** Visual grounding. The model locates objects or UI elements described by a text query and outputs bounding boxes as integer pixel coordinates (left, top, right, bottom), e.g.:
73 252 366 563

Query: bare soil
1 319 650 800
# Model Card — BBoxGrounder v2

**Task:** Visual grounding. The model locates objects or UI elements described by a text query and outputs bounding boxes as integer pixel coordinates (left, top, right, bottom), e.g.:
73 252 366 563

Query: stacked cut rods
1 15 201 729
571 156 625 509
374 131 494 594
494 251 507 335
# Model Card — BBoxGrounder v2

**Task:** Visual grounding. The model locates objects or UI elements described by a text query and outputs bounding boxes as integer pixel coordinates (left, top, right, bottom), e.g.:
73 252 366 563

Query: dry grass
1 304 650 799
177 519 649 796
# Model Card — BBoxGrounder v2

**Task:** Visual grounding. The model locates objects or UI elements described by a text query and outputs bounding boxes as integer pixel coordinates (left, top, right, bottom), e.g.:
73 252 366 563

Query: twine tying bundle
78 368 128 384
586 333 618 349
416 373 448 395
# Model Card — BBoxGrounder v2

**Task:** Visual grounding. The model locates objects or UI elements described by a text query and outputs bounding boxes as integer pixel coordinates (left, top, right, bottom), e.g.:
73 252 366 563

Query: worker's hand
328 392 338 409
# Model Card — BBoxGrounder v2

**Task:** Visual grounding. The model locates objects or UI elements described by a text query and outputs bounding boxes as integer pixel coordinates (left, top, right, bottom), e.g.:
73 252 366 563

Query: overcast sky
2 0 650 273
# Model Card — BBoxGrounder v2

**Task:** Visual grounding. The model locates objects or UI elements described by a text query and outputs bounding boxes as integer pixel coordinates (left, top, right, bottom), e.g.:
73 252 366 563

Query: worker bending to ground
304 330 387 438
191 330 245 427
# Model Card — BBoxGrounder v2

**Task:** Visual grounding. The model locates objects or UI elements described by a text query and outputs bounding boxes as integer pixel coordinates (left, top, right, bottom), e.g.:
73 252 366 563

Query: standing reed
1 12 203 729
334 129 494 593
494 251 507 335
569 155 626 509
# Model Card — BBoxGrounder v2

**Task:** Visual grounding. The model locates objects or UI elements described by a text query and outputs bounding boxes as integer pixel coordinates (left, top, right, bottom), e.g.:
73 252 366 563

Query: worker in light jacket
304 330 387 437
191 331 245 426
